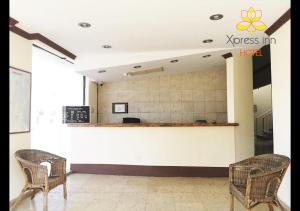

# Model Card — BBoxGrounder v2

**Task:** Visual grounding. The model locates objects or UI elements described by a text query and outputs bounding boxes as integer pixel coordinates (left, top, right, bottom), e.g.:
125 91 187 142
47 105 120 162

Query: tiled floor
16 173 283 211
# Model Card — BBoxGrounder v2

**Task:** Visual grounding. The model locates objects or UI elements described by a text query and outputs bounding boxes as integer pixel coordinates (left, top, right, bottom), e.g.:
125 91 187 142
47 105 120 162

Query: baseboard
70 164 229 177
66 171 73 176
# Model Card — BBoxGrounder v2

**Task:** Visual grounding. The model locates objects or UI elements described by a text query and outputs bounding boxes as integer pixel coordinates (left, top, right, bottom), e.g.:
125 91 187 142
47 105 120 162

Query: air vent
98 70 106 73
125 67 164 76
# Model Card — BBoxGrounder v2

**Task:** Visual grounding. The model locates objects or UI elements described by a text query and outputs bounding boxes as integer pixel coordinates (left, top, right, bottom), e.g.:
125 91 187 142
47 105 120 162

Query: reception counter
68 123 239 177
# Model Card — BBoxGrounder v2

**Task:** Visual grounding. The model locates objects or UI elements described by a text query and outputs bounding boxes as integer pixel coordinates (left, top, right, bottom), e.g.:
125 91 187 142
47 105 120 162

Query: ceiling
82 49 230 82
10 0 290 82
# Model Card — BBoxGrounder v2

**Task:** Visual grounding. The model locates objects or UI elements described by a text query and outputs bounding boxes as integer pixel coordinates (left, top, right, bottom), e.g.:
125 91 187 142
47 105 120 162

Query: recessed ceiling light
170 59 179 63
202 55 211 58
133 65 141 68
203 39 213 43
98 70 106 73
78 22 91 28
102 45 112 49
209 14 223 20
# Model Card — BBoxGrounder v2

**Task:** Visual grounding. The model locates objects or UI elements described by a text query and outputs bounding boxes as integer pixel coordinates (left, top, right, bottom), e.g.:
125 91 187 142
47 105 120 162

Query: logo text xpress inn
225 7 276 48
225 35 275 47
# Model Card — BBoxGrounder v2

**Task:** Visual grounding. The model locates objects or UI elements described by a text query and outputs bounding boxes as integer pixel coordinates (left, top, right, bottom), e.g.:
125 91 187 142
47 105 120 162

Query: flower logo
236 7 267 33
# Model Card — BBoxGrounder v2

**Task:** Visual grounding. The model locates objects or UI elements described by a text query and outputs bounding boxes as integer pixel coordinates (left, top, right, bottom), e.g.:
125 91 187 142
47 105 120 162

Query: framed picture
9 66 31 133
112 102 128 114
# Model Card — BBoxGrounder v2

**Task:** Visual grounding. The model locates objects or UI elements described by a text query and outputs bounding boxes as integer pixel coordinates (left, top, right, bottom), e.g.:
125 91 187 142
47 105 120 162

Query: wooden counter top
68 123 239 127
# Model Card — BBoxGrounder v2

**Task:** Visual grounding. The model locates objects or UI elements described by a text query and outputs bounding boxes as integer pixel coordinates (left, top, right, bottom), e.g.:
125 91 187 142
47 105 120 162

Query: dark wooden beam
9 17 19 28
10 26 31 39
222 52 233 59
30 33 76 60
9 17 76 60
265 8 290 36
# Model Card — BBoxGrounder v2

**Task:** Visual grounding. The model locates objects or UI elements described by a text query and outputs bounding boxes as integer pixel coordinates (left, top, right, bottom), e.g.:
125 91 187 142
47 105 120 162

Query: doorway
253 45 273 155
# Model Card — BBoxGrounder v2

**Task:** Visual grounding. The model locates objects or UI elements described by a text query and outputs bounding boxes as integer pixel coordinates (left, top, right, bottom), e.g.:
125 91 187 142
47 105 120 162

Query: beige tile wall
98 68 227 123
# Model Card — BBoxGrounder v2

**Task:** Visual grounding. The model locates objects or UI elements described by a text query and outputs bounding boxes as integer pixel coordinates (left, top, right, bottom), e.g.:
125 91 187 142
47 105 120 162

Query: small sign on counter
62 106 90 123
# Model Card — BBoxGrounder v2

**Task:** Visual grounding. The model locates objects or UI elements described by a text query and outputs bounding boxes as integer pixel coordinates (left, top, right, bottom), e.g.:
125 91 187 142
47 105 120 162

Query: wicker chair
14 149 67 211
229 154 290 211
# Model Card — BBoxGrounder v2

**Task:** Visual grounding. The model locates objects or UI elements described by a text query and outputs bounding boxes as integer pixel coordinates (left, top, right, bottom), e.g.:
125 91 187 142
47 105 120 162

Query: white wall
226 58 235 123
31 45 83 172
226 55 255 162
69 126 236 167
87 80 98 124
253 84 272 117
270 20 290 207
9 32 32 200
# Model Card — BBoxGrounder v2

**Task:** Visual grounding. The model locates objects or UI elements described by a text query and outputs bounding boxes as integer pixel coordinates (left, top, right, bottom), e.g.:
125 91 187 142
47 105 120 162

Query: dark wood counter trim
71 164 229 177
68 123 239 127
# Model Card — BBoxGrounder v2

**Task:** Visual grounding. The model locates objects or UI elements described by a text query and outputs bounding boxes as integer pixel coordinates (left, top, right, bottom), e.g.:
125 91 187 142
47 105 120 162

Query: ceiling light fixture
133 65 142 68
78 22 91 28
209 14 223 20
102 45 112 49
125 67 164 76
170 59 179 63
202 55 211 58
203 39 213 43
98 70 106 73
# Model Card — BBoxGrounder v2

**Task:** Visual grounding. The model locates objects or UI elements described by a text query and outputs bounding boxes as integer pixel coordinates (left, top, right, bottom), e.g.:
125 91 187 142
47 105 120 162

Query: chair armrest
46 153 66 161
35 149 66 161
50 158 66 177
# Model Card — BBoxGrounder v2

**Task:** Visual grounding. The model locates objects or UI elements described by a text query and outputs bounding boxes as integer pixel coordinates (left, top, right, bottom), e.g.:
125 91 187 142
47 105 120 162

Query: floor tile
14 173 286 211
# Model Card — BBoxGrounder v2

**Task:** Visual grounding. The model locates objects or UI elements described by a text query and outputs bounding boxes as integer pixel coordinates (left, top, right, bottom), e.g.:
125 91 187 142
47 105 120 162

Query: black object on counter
123 117 141 123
